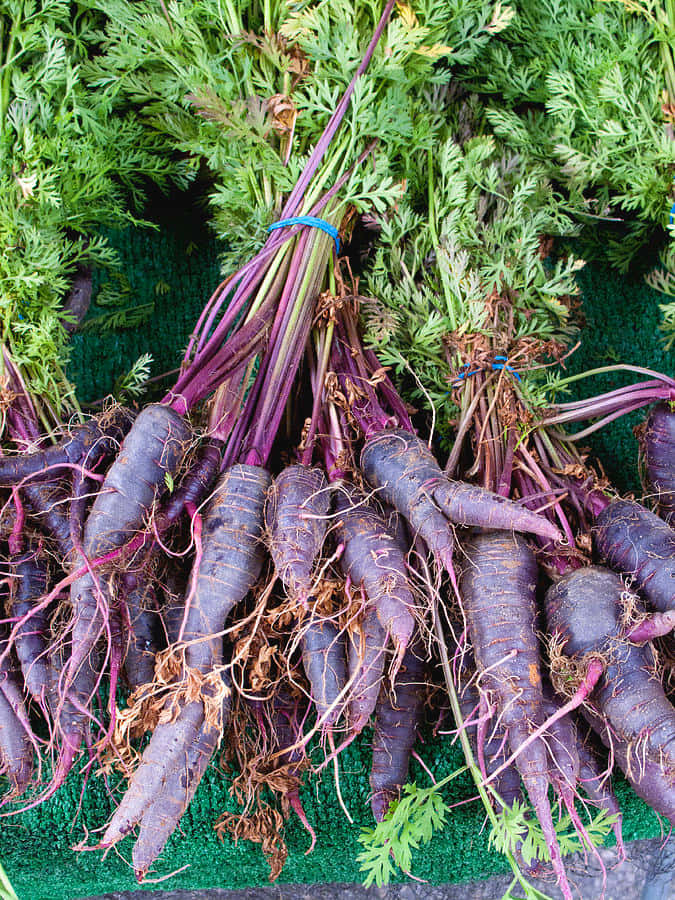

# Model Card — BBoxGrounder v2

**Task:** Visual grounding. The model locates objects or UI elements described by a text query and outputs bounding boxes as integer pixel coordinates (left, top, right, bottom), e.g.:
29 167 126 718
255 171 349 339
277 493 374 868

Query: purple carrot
595 499 675 638
645 402 675 525
546 566 675 806
347 605 387 735
301 619 347 731
102 464 269 867
22 482 74 560
0 406 133 486
265 464 331 604
120 564 162 690
575 729 625 855
460 530 572 900
10 550 51 704
360 428 561 573
335 484 415 666
370 635 425 821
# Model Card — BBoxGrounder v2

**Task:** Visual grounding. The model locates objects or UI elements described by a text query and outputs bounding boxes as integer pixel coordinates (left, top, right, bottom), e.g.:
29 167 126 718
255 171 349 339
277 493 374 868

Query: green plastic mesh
3 225 672 900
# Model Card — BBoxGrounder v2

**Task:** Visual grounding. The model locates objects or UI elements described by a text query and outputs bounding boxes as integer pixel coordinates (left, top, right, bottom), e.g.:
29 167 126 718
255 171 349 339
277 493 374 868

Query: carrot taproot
10 551 50 704
265 464 331 605
0 406 133 486
360 428 560 572
369 635 425 821
546 565 675 819
335 484 415 665
120 565 162 690
347 605 387 735
102 464 269 860
301 619 347 731
459 530 572 900
67 404 191 691
595 499 675 638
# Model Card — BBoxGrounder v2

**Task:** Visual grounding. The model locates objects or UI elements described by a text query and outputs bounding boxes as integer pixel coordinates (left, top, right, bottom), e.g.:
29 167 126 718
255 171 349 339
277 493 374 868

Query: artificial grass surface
3 221 672 899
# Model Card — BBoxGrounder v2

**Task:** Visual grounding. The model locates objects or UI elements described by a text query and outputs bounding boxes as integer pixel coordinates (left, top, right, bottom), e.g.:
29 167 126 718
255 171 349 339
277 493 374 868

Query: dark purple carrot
347 605 387 735
102 464 269 862
67 404 191 691
21 482 74 560
546 566 675 808
0 688 33 796
10 551 51 704
644 402 675 525
132 695 225 881
459 530 572 900
301 619 347 731
595 499 675 638
155 438 222 531
370 636 425 821
271 689 315 846
265 464 331 605
120 565 162 690
335 485 415 665
360 428 561 572
0 406 134 486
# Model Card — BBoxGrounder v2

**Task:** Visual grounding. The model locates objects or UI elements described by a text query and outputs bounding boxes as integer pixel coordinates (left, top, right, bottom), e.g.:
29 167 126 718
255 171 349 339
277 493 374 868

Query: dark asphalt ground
80 836 674 900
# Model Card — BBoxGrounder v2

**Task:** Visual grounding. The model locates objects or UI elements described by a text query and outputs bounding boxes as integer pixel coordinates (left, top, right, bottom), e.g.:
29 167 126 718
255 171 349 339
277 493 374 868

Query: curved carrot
595 499 675 636
102 464 269 865
546 565 675 819
361 428 560 572
0 406 133 486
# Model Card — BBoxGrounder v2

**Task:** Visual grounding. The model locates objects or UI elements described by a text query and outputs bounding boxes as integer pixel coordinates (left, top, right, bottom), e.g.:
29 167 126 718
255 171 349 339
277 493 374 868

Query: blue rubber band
669 202 675 226
268 215 340 253
492 355 521 381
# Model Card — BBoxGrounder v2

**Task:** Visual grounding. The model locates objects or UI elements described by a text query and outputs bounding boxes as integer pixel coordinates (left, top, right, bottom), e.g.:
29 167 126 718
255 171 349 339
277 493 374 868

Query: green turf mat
4 223 671 899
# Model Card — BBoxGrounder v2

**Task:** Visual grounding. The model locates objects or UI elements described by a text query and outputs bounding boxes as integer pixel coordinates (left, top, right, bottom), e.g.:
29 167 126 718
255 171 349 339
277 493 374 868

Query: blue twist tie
491 355 521 381
669 202 675 226
268 215 340 253
444 363 481 394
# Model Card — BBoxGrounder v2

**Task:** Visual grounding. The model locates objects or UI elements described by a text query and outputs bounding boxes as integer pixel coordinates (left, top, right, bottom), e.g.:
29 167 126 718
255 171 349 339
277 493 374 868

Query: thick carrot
10 551 50 704
67 404 191 689
22 482 74 560
546 566 675 802
595 499 675 636
0 688 33 796
335 485 415 662
0 406 133 486
369 636 425 821
361 428 560 572
132 709 223 880
645 402 675 525
265 464 331 604
347 605 387 735
459 531 572 900
102 464 269 859
301 620 347 730
120 565 162 690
